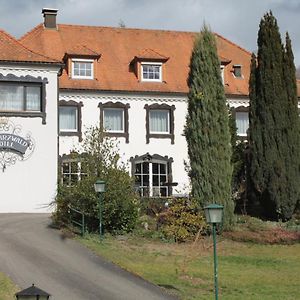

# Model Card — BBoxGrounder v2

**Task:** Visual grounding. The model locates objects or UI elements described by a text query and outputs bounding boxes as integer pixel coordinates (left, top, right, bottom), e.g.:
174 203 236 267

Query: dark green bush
53 126 138 234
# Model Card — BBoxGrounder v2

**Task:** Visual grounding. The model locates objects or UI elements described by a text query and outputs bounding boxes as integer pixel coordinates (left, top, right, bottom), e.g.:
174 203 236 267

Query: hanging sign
0 134 29 155
0 118 35 172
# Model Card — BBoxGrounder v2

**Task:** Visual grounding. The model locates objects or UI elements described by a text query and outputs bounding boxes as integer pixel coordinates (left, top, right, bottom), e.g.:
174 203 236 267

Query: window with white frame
149 110 169 133
144 103 175 144
235 111 249 136
103 108 124 132
72 59 93 79
58 101 83 141
61 159 87 186
131 154 174 198
134 161 168 197
141 63 162 81
233 65 242 78
59 106 77 132
98 101 130 143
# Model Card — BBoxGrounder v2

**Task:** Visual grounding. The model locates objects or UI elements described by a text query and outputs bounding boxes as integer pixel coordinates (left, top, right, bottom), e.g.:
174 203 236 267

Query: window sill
104 131 129 143
141 79 162 83
0 111 46 124
59 131 82 142
71 76 94 80
148 133 174 144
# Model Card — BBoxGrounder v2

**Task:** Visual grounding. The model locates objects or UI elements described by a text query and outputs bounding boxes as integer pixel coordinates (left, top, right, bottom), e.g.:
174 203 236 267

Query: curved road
0 214 177 300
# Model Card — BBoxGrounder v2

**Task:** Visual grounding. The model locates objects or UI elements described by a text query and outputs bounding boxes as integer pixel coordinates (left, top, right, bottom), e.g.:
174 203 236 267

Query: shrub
224 228 300 244
53 126 138 234
225 216 300 244
160 197 207 242
139 197 170 217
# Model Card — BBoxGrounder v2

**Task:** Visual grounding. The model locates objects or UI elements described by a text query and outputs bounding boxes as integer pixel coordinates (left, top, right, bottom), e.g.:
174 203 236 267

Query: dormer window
72 59 93 79
64 45 100 80
132 49 169 83
141 62 162 82
233 65 242 78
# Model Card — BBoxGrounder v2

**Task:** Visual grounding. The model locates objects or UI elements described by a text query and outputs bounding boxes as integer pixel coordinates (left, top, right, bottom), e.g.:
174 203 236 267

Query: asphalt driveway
0 214 177 300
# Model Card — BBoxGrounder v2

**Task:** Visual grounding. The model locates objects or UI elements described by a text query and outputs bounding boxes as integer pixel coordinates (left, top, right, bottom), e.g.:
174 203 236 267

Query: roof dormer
233 64 243 78
132 49 169 83
63 45 101 80
219 55 231 85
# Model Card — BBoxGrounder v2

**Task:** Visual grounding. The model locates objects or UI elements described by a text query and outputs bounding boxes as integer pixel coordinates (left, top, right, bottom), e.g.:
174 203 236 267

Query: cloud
0 0 299 65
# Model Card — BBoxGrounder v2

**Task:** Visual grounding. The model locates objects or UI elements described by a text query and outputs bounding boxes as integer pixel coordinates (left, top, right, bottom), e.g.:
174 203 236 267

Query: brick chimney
42 8 58 29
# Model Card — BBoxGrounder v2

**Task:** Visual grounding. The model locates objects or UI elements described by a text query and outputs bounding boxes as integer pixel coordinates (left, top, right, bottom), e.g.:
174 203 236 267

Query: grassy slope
0 272 18 299
80 235 300 300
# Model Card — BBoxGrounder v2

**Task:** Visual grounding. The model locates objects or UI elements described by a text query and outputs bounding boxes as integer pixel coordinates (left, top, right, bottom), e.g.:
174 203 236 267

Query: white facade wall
0 65 59 212
59 92 300 198
61 93 276 195
59 92 190 194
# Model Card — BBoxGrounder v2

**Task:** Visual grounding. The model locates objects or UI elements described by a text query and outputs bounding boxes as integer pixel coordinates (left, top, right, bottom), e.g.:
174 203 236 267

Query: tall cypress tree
249 12 300 220
282 33 300 217
185 26 234 228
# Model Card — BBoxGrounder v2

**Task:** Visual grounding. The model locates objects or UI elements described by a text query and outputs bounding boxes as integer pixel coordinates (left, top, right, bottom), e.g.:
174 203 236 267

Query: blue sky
1 0 300 65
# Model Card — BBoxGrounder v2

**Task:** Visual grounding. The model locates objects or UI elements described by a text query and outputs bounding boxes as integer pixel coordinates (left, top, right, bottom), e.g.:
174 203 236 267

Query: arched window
130 153 175 197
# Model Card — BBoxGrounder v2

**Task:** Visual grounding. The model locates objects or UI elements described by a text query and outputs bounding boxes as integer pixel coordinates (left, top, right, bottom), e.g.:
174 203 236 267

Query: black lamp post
204 203 224 300
15 283 50 300
94 179 106 239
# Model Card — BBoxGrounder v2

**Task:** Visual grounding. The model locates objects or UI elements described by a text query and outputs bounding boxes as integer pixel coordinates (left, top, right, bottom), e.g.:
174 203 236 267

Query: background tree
249 12 300 220
185 26 234 228
54 126 138 233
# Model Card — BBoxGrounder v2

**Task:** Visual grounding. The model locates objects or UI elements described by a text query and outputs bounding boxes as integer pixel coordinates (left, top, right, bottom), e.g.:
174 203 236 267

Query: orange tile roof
135 49 169 61
20 24 252 95
0 29 60 64
65 44 100 57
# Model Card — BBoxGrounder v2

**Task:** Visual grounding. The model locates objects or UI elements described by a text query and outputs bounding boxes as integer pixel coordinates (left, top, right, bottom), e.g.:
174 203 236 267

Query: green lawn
0 272 18 299
79 235 300 300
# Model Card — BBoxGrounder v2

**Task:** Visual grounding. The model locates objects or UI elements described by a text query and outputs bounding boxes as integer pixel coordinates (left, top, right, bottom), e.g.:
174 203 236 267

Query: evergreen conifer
249 12 300 220
185 26 234 228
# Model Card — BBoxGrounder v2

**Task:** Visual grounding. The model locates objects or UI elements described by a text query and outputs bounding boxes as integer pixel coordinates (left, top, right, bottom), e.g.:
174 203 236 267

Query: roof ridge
43 24 252 57
146 48 168 57
214 32 252 57
2 27 60 63
21 43 61 63
80 44 100 55
0 28 20 42
19 23 43 42
57 23 199 35
139 48 168 58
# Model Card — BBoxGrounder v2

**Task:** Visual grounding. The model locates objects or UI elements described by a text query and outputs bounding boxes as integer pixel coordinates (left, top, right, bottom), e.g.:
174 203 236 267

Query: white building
2 9 297 212
0 28 61 212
